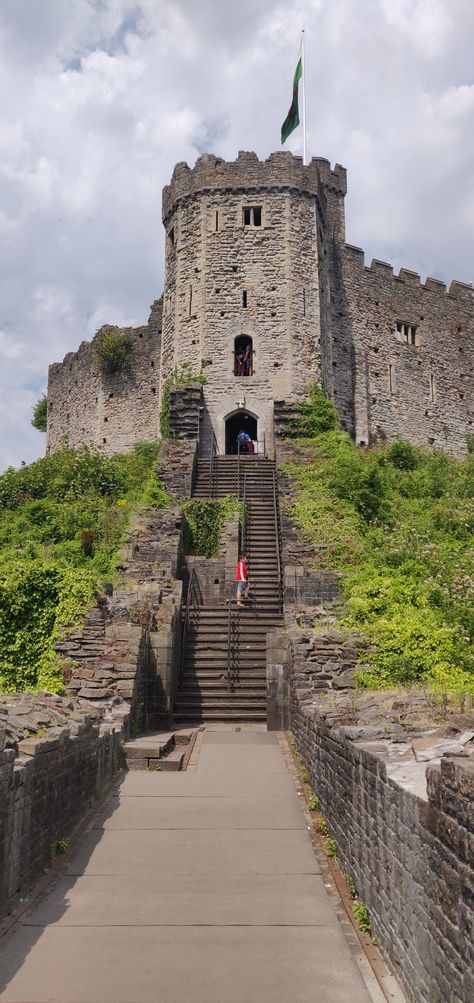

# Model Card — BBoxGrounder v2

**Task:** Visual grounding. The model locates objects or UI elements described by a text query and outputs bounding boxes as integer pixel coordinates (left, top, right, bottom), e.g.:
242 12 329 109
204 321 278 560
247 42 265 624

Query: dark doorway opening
234 335 254 376
225 411 258 454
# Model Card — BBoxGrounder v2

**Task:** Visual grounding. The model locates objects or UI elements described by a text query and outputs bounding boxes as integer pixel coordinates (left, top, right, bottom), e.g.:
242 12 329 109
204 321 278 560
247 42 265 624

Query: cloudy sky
0 0 473 471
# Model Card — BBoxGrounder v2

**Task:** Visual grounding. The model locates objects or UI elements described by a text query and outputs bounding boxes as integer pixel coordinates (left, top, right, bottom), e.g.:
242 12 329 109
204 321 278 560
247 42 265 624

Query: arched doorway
225 410 257 454
234 335 254 377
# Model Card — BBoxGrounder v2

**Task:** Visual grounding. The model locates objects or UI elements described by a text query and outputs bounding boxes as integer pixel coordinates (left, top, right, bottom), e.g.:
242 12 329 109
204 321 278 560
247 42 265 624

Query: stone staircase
175 456 284 722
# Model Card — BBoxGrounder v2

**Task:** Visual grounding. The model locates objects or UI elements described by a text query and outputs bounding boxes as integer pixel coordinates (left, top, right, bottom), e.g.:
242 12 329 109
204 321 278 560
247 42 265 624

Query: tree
32 395 48 432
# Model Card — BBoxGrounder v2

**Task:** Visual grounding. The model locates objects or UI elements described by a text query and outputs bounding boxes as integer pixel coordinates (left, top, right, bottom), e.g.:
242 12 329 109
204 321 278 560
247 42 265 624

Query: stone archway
225 410 258 454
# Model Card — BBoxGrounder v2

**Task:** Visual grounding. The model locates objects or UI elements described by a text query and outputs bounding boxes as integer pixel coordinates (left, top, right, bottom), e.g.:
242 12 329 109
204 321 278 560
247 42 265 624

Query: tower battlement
162 150 346 222
344 245 473 303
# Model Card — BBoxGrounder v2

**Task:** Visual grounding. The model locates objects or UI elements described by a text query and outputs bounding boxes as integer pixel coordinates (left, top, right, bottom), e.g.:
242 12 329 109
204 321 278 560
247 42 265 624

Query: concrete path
0 728 381 1003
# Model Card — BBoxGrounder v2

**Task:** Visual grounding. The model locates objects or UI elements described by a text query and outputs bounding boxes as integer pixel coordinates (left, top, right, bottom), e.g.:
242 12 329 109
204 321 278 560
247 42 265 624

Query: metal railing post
272 469 283 613
180 569 203 686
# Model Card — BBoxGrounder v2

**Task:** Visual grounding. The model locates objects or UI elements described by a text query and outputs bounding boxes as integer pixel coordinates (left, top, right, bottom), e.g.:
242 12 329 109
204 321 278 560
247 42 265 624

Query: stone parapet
290 679 474 1003
0 699 128 924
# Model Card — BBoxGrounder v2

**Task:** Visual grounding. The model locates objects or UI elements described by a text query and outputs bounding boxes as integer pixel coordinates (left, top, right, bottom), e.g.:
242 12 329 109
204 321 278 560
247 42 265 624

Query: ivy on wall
0 563 95 693
182 496 241 558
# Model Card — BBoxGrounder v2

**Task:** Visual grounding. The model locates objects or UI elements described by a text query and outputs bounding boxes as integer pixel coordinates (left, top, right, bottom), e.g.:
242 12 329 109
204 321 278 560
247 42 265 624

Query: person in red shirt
235 554 249 607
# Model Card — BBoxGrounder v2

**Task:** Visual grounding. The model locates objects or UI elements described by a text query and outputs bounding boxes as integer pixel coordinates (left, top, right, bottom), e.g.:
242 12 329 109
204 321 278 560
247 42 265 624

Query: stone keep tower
160 150 347 453
46 149 472 459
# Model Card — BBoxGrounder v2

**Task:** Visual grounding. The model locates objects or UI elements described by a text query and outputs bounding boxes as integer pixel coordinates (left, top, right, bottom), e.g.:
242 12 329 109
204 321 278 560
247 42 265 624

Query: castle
46 151 474 457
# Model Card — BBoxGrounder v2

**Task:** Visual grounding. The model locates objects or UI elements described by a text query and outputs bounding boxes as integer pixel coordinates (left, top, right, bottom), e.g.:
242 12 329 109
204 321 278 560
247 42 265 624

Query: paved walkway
0 729 382 1003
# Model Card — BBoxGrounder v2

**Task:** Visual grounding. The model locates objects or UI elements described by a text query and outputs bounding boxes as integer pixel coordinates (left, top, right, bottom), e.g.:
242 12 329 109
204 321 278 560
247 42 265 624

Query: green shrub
332 452 387 522
287 385 338 437
386 440 418 470
0 442 167 693
95 326 131 375
284 430 474 691
31 395 48 432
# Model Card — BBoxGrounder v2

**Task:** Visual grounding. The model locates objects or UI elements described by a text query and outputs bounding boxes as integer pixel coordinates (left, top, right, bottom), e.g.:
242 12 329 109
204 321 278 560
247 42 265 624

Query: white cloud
0 0 473 471
0 331 23 359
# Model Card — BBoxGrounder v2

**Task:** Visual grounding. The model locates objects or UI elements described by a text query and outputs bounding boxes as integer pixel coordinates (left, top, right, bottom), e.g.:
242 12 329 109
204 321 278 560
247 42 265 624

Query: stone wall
169 383 203 441
47 300 162 455
290 682 474 1003
331 245 474 454
156 439 197 498
59 505 183 728
0 696 128 923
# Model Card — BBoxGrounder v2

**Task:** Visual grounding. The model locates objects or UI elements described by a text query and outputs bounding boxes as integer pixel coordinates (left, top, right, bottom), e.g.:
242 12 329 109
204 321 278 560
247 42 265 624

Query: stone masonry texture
290 681 474 1003
46 150 472 458
47 299 162 455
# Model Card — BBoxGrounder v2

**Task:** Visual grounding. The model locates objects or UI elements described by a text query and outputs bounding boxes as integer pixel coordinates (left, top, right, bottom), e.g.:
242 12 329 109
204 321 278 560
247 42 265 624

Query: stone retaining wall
290 686 474 1003
156 439 197 499
0 699 127 923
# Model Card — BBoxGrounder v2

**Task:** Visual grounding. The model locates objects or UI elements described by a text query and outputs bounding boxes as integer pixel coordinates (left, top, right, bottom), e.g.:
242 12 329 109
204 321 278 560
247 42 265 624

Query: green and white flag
281 52 303 145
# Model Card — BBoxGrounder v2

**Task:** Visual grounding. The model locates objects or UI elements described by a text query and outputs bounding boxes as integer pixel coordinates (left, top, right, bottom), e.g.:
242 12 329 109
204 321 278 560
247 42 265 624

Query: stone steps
124 730 195 771
175 456 283 724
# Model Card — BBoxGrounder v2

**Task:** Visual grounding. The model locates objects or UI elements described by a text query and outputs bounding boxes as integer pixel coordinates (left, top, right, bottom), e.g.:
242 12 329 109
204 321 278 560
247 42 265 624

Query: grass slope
283 432 474 694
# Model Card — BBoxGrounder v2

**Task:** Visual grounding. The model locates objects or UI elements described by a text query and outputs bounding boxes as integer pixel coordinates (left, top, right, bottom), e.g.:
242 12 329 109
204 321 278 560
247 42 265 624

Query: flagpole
301 29 307 165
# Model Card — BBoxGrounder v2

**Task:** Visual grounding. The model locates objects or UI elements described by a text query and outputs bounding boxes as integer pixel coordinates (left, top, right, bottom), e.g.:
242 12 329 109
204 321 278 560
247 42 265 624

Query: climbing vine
0 562 96 693
182 496 241 558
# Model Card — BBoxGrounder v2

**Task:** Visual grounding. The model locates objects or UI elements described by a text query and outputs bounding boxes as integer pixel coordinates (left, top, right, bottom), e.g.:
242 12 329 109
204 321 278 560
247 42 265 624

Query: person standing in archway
236 430 251 453
243 343 252 376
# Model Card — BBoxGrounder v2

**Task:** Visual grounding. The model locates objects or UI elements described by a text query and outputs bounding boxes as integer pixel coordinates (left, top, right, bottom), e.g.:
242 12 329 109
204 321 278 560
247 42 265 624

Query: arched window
234 335 254 377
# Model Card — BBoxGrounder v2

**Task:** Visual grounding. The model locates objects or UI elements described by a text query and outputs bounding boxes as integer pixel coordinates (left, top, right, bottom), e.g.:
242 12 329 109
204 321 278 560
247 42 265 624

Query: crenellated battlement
162 150 346 222
344 244 473 303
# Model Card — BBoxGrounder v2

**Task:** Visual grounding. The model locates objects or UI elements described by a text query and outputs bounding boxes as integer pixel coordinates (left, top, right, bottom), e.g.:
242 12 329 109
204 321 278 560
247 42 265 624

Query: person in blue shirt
236 430 251 453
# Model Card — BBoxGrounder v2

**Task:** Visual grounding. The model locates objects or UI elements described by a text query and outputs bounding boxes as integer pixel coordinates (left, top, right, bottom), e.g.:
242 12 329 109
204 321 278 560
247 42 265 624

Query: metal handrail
208 430 219 498
240 470 247 555
180 568 203 684
237 441 242 499
226 583 233 690
272 469 284 613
